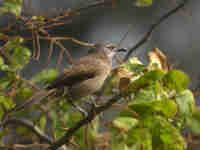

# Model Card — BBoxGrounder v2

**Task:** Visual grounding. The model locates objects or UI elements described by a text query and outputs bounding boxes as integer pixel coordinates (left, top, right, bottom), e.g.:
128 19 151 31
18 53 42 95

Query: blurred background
0 0 199 91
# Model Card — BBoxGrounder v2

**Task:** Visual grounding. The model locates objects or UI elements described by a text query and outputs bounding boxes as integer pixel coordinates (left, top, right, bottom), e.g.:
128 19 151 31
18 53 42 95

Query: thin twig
55 40 73 65
56 46 64 70
0 44 12 65
47 39 55 66
17 76 40 91
123 0 189 61
32 26 37 59
43 0 113 28
36 31 41 60
39 28 74 65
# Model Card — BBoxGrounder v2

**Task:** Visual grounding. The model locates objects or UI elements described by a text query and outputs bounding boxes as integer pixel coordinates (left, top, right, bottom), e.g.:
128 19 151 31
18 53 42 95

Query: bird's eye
106 44 116 50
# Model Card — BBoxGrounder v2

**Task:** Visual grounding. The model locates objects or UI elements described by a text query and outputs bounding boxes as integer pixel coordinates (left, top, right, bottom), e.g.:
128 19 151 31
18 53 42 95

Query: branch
46 93 123 150
0 144 49 150
1 118 53 144
42 0 113 29
123 0 190 61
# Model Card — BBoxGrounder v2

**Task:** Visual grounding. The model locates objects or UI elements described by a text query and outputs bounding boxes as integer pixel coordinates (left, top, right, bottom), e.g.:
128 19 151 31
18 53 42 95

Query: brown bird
10 43 126 115
46 43 126 114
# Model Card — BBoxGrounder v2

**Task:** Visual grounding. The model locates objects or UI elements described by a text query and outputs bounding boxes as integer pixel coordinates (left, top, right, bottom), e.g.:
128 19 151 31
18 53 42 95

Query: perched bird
47 43 126 114
10 43 126 115
47 43 126 98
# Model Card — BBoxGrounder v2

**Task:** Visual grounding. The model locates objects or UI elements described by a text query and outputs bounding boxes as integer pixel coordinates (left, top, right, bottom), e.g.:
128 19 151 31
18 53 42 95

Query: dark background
1 0 199 90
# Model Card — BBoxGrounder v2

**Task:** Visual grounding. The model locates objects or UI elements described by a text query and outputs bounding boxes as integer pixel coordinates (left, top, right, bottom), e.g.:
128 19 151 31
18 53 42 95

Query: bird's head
88 43 127 59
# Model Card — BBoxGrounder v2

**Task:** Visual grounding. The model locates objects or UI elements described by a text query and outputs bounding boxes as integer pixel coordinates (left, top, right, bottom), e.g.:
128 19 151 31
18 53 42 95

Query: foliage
0 0 22 18
0 1 197 150
135 0 153 7
0 37 197 150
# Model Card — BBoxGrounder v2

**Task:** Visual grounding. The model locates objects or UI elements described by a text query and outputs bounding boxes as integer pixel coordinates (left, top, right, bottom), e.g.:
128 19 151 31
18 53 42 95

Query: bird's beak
117 48 127 52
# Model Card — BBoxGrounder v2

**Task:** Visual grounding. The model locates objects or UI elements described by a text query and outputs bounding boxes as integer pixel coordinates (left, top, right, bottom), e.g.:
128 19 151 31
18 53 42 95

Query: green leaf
135 0 152 7
0 56 4 66
0 106 3 120
0 0 22 18
163 69 190 92
175 90 194 118
16 126 29 135
122 57 146 73
128 99 177 118
133 85 157 102
0 96 13 109
4 37 31 71
39 115 47 131
187 107 200 133
154 100 177 118
15 88 33 104
130 70 165 91
0 56 9 71
151 116 186 150
10 46 31 71
126 128 152 149
32 69 59 86
113 117 138 130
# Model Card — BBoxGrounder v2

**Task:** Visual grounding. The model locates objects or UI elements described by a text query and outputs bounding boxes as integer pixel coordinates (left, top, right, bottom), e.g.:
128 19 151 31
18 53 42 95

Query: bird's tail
9 89 56 113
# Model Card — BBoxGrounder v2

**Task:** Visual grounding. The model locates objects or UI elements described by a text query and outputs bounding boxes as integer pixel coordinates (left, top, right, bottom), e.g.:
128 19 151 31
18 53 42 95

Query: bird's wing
46 58 102 89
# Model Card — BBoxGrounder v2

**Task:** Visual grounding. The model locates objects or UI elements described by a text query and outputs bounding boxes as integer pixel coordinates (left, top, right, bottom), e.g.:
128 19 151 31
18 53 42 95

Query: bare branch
36 31 41 60
47 39 55 66
123 0 190 61
2 118 53 144
43 0 113 29
55 40 73 65
0 143 49 150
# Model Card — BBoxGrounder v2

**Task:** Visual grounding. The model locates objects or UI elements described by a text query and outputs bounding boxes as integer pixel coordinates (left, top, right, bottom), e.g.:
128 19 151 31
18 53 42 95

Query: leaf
119 77 131 93
163 69 190 92
128 99 177 118
112 117 138 131
175 90 194 118
153 99 177 118
122 57 146 74
32 69 59 86
10 46 31 71
15 88 33 104
187 107 200 133
148 48 170 71
0 56 4 66
151 116 186 150
16 126 29 135
126 128 152 149
129 69 165 91
0 106 3 120
133 85 156 102
0 0 22 18
135 0 152 7
0 56 9 71
0 96 13 109
39 115 47 131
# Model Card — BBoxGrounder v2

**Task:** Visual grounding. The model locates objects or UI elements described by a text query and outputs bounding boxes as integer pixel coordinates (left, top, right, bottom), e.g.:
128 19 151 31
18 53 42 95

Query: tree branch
2 118 53 144
46 93 123 150
123 0 190 61
42 0 113 29
0 143 49 150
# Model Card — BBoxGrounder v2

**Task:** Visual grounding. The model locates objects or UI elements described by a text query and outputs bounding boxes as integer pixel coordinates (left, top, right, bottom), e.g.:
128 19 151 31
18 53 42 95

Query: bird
10 43 126 115
46 43 126 114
